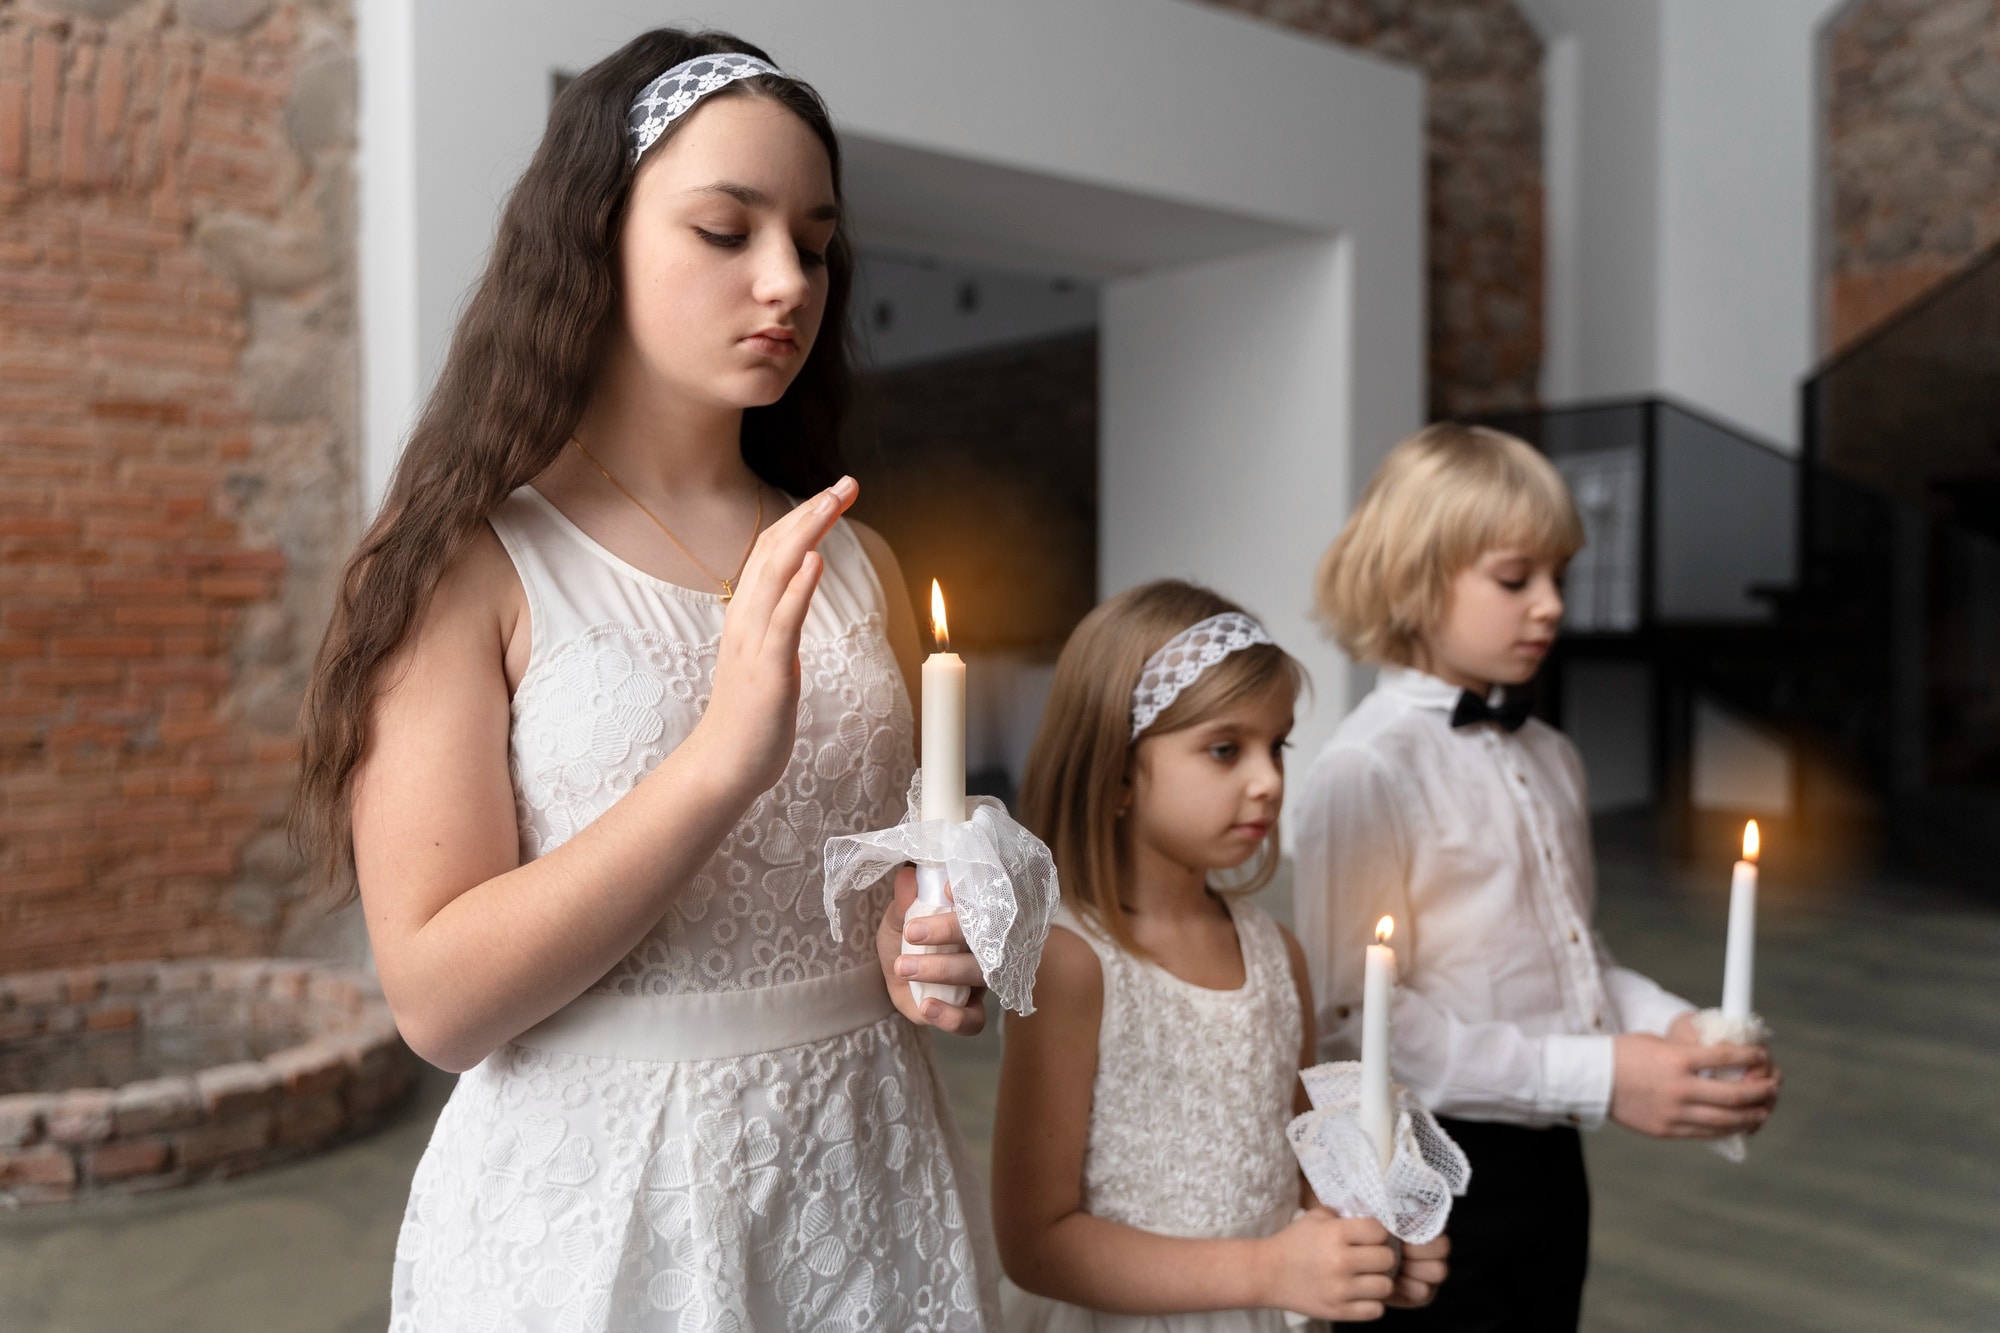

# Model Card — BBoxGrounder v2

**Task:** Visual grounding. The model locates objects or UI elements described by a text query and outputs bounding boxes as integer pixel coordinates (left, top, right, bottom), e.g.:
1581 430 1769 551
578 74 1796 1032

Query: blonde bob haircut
1315 422 1584 667
1018 580 1306 957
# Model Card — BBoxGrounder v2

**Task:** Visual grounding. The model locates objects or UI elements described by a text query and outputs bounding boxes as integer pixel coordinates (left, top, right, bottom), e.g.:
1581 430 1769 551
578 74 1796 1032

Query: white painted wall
1657 0 1847 448
1523 0 1844 448
1521 0 1665 406
362 0 1427 740
1103 238 1358 764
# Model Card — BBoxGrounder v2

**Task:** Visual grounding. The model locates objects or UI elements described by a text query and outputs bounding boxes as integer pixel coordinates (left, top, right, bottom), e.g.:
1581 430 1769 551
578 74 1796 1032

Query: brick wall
1201 0 1546 419
1826 0 2000 351
0 0 357 973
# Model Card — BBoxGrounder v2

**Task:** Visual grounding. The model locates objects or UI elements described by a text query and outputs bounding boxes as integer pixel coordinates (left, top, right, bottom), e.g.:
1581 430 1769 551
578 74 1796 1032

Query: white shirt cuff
1541 1033 1615 1129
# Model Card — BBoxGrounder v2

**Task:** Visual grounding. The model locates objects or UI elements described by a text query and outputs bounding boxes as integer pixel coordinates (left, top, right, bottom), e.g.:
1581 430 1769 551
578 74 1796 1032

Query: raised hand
696 476 857 798
1610 1031 1781 1138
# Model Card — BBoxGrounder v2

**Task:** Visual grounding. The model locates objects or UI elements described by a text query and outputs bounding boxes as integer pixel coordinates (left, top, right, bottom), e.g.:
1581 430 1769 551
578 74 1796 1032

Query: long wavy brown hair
1017 581 1307 958
293 29 855 895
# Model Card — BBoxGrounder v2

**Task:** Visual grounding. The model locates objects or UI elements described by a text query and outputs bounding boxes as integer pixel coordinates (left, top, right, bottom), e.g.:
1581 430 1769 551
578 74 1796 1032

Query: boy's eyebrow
689 180 840 221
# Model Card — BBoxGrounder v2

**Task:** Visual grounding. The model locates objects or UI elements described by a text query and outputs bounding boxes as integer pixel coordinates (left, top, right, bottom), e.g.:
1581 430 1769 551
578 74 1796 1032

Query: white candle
1359 915 1396 1171
920 580 966 825
1721 820 1759 1020
908 580 970 1008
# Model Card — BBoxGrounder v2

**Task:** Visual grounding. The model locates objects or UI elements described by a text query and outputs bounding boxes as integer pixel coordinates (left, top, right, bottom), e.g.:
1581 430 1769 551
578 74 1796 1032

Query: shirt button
1516 773 1529 786
1335 1005 1351 1020
1593 1014 1604 1030
1569 929 1580 944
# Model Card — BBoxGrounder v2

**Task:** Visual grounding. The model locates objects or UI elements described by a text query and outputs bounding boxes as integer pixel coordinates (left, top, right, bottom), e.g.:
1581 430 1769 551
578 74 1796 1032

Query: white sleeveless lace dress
389 486 1000 1332
1002 899 1322 1333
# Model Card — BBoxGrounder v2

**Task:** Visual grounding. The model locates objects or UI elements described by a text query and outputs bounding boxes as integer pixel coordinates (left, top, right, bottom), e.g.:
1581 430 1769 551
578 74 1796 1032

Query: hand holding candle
906 580 971 1009
1359 915 1396 1171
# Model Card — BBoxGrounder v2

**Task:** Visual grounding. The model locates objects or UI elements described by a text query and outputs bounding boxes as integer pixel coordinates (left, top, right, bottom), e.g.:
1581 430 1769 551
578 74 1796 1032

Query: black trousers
1378 1117 1591 1333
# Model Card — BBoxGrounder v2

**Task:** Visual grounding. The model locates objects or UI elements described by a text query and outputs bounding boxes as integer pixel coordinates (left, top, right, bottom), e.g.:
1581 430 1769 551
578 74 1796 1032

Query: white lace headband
1130 612 1274 740
628 52 781 164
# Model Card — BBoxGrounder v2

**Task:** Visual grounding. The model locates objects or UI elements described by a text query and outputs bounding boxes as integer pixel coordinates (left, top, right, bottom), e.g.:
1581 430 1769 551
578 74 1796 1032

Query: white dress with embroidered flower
389 486 1000 1332
1002 900 1321 1333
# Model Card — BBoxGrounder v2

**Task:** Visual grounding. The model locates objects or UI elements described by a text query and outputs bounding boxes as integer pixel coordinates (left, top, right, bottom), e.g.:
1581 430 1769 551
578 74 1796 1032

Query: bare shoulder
1037 923 1105 1006
845 515 896 567
1276 922 1313 992
842 517 922 698
1008 923 1104 1045
378 521 525 696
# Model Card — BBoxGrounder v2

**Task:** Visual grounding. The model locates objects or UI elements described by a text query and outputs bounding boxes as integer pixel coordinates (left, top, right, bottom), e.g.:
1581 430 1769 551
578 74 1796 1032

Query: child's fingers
1675 1103 1768 1135
920 996 987 1036
1683 1073 1779 1107
1342 1243 1399 1276
732 477 854 624
1333 1299 1387 1322
1686 1041 1764 1073
763 549 824 654
894 952 984 990
1333 1216 1392 1247
904 908 966 949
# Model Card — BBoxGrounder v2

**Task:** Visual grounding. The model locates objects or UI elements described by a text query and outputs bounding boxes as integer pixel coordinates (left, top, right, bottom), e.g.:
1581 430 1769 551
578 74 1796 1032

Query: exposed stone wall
1825 0 2000 351
1199 0 1546 418
0 958 415 1204
0 0 357 973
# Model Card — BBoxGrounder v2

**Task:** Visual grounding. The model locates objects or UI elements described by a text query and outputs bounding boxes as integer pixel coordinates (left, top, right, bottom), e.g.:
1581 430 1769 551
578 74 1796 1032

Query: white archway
358 0 1424 747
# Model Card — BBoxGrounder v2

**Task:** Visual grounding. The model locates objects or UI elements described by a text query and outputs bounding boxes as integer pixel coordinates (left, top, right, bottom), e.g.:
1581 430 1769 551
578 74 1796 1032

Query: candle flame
1375 915 1394 945
930 579 950 653
1742 819 1760 863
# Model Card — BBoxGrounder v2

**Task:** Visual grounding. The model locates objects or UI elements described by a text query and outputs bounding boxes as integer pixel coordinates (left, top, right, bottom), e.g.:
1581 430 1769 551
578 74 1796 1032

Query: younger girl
992 580 1449 1330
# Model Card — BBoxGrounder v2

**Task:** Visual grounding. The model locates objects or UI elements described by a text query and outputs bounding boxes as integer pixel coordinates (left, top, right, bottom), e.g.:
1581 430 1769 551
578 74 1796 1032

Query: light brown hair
292 29 855 896
1017 580 1305 956
1315 422 1584 667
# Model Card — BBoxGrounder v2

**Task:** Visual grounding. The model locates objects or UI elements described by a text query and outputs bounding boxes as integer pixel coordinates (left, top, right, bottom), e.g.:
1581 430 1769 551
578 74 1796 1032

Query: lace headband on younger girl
1129 612 1274 740
628 52 781 163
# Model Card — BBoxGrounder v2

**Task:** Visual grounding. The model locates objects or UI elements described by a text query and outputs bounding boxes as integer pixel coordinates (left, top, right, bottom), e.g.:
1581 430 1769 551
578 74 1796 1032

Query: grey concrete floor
3 835 1996 1331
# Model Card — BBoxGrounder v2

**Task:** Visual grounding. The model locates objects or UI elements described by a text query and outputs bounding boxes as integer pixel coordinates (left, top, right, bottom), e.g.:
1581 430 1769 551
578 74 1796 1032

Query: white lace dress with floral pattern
1001 900 1320 1333
389 486 999 1332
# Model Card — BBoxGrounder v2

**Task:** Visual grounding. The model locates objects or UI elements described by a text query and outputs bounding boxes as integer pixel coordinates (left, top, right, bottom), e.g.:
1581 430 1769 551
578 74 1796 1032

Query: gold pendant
721 580 733 602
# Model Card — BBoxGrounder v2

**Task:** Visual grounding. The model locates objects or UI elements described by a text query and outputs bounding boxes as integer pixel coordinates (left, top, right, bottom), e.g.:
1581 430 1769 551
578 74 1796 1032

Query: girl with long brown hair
296 30 995 1329
992 581 1448 1330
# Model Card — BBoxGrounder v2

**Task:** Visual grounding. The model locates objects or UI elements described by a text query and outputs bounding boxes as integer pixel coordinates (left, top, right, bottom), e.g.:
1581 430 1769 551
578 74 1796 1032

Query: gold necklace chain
569 439 762 601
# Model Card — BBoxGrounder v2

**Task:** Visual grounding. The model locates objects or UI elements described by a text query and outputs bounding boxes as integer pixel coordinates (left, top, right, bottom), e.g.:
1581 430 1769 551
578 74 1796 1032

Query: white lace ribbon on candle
1691 1008 1772 1163
1286 1061 1471 1244
822 770 1061 1015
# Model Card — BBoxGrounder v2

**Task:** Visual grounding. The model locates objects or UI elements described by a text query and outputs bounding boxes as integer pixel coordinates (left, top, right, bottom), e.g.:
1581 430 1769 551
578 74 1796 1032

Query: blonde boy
1295 424 1780 1330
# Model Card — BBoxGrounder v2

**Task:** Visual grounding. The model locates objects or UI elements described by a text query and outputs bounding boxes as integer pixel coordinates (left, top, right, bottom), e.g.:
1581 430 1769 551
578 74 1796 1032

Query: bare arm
352 479 858 1072
992 928 1398 1320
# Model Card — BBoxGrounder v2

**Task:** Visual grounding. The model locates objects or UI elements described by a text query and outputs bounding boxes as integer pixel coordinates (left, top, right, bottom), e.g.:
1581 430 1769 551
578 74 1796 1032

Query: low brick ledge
0 959 420 1205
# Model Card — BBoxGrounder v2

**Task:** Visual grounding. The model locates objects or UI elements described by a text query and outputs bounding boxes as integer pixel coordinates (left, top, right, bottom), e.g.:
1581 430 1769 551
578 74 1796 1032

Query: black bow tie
1451 689 1532 732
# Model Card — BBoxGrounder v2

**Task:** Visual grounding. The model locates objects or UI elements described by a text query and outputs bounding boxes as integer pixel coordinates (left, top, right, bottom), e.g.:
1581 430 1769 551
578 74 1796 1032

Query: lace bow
1286 1062 1471 1244
1691 1008 1772 1163
822 771 1061 1015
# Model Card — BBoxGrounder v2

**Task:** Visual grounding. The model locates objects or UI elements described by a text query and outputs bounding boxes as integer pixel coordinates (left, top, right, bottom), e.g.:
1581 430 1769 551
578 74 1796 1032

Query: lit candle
920 580 966 825
1721 821 1759 1020
906 580 970 1008
1359 915 1396 1171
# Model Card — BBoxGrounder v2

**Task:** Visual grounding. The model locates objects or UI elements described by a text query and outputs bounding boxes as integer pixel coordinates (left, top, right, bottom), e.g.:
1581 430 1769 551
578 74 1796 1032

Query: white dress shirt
1295 666 1693 1128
